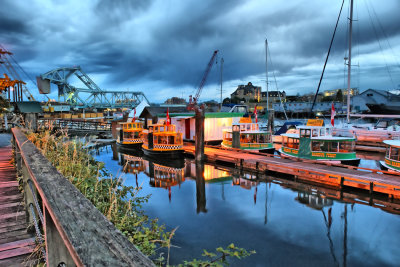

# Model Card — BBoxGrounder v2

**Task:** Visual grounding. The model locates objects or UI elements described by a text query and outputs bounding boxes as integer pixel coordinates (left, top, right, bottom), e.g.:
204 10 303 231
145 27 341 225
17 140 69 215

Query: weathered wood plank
0 238 35 252
0 135 35 264
0 181 18 188
0 232 33 246
0 245 35 260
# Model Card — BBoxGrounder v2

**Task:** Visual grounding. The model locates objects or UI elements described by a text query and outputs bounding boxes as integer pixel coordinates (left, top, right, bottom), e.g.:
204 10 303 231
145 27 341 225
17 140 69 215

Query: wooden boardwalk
0 134 35 266
184 145 400 199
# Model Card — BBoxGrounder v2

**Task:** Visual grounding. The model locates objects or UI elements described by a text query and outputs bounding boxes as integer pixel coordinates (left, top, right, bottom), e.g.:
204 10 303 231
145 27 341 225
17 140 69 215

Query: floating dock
183 145 400 199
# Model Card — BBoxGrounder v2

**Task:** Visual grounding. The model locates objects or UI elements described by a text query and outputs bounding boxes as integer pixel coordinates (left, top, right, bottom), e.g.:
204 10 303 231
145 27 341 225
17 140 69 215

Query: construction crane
188 50 219 110
0 46 37 101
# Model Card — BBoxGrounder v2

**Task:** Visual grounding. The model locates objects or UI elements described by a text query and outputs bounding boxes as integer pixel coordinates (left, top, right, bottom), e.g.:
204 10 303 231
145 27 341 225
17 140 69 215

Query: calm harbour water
94 146 399 267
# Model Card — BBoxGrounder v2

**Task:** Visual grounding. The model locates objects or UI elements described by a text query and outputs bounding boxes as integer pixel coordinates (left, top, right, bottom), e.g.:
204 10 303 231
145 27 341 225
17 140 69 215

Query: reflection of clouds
99 150 400 266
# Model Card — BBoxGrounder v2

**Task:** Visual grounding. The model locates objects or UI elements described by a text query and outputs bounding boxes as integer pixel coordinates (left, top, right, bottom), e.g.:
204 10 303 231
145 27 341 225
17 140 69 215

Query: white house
161 112 244 142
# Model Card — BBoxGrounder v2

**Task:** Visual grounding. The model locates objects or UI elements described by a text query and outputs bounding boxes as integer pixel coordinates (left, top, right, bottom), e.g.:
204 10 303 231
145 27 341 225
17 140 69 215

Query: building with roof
351 89 392 112
157 112 244 143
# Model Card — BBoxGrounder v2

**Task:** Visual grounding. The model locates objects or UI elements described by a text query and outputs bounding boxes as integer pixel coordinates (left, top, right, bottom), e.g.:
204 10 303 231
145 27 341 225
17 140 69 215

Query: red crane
188 50 219 109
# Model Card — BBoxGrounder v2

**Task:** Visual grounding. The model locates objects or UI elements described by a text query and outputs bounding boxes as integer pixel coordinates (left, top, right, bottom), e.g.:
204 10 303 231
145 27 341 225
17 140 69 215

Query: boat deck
0 134 35 266
184 145 400 198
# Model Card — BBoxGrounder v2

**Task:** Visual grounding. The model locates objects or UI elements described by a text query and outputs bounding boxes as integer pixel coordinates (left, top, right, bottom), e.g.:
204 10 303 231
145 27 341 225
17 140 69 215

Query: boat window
312 141 323 151
390 147 399 161
329 142 338 152
320 129 325 136
252 124 256 131
176 133 182 144
326 128 331 135
312 129 318 137
259 134 265 143
225 132 232 141
288 137 299 149
168 136 175 144
158 135 167 144
300 129 311 138
159 126 164 132
339 141 353 153
148 126 153 133
247 124 251 131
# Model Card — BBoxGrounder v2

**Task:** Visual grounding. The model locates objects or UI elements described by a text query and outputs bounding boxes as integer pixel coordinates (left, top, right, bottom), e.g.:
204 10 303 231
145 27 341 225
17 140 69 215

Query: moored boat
141 123 184 159
221 117 274 153
279 120 360 165
117 121 144 148
380 140 400 172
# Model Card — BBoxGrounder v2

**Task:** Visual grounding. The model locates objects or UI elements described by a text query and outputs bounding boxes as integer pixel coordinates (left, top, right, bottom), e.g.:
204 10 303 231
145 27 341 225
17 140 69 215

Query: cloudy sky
1 0 400 103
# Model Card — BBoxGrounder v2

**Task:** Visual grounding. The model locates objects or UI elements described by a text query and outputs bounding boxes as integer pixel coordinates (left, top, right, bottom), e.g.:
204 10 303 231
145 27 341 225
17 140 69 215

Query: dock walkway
0 134 35 266
184 145 400 198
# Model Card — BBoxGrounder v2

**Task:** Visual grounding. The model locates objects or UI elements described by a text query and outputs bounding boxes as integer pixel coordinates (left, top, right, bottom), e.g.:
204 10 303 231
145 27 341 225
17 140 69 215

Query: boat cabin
381 140 400 172
142 123 183 150
119 122 143 139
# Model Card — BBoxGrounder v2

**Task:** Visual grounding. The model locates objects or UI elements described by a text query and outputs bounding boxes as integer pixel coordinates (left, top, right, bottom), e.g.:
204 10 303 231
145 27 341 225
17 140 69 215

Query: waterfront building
323 88 359 97
351 89 394 113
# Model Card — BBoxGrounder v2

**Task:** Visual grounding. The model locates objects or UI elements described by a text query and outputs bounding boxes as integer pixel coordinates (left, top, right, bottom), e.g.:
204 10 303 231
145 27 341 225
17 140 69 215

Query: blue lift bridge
37 66 149 109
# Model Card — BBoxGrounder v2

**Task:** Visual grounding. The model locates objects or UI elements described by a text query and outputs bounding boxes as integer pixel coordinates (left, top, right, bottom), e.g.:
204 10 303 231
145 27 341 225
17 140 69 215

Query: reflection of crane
188 50 218 109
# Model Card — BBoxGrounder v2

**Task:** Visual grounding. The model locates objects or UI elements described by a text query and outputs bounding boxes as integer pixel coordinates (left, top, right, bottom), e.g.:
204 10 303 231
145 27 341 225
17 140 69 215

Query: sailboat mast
265 38 269 111
346 0 354 124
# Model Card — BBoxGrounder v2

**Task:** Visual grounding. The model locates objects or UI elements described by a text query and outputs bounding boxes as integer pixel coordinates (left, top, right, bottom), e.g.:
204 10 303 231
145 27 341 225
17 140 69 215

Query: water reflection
93 147 400 266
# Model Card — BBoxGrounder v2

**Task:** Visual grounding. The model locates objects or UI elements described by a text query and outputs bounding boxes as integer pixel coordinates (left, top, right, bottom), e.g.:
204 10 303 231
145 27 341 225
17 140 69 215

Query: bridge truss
38 66 149 109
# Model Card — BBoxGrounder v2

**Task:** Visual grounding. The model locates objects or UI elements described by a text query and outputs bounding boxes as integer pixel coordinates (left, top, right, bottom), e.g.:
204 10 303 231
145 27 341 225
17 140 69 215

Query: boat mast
346 0 354 124
265 38 269 111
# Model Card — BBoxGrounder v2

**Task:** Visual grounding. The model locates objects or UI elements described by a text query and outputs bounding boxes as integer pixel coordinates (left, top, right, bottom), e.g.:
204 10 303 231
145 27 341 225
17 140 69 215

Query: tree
335 89 343 102
222 97 231 104
0 96 10 113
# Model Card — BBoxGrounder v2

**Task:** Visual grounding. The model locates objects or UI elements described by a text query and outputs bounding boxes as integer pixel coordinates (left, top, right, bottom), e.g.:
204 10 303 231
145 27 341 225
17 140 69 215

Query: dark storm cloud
0 0 399 102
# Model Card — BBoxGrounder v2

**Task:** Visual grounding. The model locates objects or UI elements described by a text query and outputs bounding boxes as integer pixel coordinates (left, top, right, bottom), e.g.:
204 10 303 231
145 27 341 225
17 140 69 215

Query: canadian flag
166 108 171 126
331 102 336 126
133 108 136 122
254 105 258 123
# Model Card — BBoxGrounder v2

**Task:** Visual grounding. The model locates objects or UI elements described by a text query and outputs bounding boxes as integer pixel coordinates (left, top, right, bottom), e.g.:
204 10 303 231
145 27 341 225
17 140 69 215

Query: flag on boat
166 108 171 126
254 105 258 123
133 108 136 122
331 102 336 126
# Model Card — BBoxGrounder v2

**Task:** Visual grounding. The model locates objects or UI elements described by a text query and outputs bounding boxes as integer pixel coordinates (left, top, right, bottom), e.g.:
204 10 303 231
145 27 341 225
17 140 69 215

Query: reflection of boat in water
141 123 184 159
120 153 145 174
146 161 185 189
380 140 400 173
117 122 144 148
222 117 275 153
232 176 259 190
296 192 333 210
279 120 360 166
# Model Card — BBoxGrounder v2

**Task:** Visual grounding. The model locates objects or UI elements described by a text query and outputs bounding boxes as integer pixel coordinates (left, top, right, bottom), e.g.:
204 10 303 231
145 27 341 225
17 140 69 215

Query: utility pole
220 57 224 111
265 39 269 111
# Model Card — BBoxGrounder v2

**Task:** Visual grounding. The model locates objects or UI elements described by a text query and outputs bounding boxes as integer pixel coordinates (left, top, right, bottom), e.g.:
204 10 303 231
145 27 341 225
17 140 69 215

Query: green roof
16 101 42 113
157 112 244 118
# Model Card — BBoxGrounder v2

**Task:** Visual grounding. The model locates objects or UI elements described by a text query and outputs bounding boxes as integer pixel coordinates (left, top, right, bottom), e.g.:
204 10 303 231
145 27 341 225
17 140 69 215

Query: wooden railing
12 128 154 266
38 119 112 133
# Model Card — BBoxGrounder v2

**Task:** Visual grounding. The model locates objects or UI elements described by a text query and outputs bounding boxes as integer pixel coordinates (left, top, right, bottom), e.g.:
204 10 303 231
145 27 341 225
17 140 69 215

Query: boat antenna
265 38 269 111
346 0 354 124
310 0 345 117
